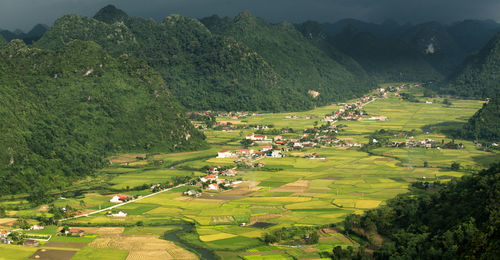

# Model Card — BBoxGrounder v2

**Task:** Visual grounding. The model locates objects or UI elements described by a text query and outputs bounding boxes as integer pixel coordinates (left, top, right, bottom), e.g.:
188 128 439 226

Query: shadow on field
421 121 465 138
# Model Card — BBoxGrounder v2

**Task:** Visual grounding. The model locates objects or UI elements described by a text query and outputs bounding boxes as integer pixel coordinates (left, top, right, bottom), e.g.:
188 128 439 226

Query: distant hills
0 40 205 194
321 19 500 81
0 23 48 44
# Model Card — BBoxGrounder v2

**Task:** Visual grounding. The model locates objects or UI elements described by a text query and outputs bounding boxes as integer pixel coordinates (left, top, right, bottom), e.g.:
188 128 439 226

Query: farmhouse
221 169 237 177
110 194 129 203
236 149 254 156
184 190 202 197
30 225 44 231
207 183 219 190
261 146 272 152
271 149 283 158
109 211 127 217
246 134 266 141
68 228 85 237
217 150 233 158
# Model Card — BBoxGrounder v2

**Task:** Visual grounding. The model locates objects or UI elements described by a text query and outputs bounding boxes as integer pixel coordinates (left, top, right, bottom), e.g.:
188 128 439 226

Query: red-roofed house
217 150 233 158
110 194 129 203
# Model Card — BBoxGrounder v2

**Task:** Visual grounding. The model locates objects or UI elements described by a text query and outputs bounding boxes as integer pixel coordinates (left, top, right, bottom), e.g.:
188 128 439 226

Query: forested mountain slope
36 5 347 111
343 163 500 259
440 33 500 98
462 94 500 142
0 40 204 195
201 12 375 107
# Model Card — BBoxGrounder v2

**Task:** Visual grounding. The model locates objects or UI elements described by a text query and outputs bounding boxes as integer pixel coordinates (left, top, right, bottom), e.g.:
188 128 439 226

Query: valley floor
1 84 498 259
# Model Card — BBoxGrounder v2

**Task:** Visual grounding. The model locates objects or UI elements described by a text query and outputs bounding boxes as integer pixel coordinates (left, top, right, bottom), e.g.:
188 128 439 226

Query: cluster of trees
0 40 205 197
263 226 319 245
343 163 500 259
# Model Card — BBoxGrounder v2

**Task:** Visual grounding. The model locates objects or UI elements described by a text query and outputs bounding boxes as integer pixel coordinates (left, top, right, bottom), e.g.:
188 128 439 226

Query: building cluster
391 139 464 149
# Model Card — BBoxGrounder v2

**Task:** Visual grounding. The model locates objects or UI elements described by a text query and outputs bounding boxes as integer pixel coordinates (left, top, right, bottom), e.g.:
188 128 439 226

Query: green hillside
0 40 205 195
442 33 500 98
462 94 500 142
201 12 375 106
343 163 500 259
35 6 314 111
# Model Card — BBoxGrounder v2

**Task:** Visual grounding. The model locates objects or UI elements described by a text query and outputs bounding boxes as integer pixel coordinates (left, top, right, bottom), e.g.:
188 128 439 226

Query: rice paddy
2 86 499 259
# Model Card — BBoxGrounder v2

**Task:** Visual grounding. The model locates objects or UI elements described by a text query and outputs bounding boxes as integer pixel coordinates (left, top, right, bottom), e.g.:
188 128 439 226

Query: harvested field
250 210 290 223
0 218 16 226
212 216 234 223
219 120 242 124
30 249 77 260
89 234 196 260
109 153 146 164
201 181 261 200
240 250 286 256
80 227 124 235
321 177 344 180
43 242 87 249
291 193 320 197
272 180 310 193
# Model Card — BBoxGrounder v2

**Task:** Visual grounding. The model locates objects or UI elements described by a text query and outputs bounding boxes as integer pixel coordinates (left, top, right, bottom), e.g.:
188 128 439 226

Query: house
30 225 44 231
217 150 233 158
274 136 282 141
184 190 202 197
261 146 272 152
68 228 85 237
23 239 40 247
293 142 303 149
271 149 283 158
110 194 129 203
246 134 266 141
207 183 219 190
369 116 388 121
0 231 9 238
256 162 266 168
110 211 127 217
236 149 254 156
208 166 219 174
221 169 237 177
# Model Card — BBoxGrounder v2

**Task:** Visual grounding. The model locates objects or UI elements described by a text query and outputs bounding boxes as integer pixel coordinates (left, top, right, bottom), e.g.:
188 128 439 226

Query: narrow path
59 184 185 221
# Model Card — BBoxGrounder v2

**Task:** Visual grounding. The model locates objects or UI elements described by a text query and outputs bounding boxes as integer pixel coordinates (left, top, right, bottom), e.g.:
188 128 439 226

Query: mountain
0 40 205 195
0 34 6 48
399 22 464 74
329 25 442 82
448 19 500 55
343 163 500 259
201 12 375 107
0 24 48 44
462 94 500 142
35 6 312 111
441 33 500 98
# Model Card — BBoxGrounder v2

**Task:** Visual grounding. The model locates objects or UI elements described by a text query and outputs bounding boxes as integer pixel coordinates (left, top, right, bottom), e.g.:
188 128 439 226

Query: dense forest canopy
201 12 375 107
35 6 376 112
0 40 205 195
462 94 500 142
438 32 500 98
344 163 500 259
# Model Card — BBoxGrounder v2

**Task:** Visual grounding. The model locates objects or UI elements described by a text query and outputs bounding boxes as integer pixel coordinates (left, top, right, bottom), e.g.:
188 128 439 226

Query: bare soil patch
30 249 76 260
201 181 261 200
212 216 235 223
219 120 242 125
250 211 290 224
79 227 124 235
109 153 146 164
43 242 87 249
291 193 320 197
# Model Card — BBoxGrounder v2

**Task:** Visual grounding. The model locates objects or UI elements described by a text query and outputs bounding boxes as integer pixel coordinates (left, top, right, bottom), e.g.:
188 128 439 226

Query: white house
110 194 128 203
261 146 273 152
110 211 127 217
271 149 283 158
30 225 44 231
217 150 233 158
207 183 219 190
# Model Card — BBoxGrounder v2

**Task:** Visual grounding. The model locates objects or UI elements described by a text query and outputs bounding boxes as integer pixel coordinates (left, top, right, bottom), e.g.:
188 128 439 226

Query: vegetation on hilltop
201 12 375 107
342 163 500 259
0 34 6 48
439 32 500 98
462 94 500 142
35 6 320 111
0 40 205 198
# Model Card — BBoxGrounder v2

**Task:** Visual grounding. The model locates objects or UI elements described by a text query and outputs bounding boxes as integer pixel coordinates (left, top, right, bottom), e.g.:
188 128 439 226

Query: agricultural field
1 86 498 259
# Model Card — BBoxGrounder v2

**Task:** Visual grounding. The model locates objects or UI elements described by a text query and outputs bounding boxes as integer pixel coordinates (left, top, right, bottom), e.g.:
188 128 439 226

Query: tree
240 139 253 148
451 162 460 171
424 161 429 167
